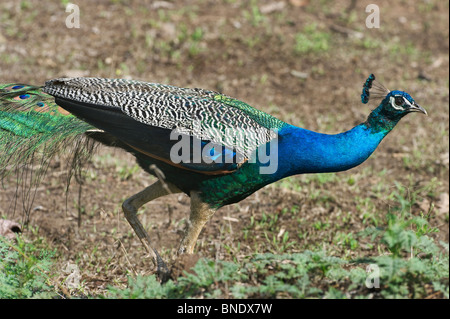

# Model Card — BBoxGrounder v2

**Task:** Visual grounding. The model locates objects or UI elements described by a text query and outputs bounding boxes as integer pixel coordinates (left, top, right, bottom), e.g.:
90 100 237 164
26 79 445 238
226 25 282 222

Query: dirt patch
170 253 201 279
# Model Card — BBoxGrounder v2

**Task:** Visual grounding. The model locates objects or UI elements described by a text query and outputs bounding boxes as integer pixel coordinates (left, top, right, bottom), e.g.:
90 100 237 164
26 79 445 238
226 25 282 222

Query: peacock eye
394 96 404 107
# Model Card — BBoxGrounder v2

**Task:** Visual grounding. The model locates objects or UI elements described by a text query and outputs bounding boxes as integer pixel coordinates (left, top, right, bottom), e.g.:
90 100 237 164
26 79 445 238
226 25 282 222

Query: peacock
0 74 427 281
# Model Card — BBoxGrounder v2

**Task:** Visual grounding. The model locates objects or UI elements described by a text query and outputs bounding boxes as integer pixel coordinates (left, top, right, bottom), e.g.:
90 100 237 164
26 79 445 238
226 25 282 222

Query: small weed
117 163 140 181
0 237 57 298
294 23 331 55
313 220 329 231
357 213 449 298
242 1 266 27
334 232 359 250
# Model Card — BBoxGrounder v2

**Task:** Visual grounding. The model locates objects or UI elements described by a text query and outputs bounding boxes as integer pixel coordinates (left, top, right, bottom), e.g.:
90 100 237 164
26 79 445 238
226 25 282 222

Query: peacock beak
409 102 428 116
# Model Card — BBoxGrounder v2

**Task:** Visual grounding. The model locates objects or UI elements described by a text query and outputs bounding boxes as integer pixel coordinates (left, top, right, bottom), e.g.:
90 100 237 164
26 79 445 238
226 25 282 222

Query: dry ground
0 0 448 296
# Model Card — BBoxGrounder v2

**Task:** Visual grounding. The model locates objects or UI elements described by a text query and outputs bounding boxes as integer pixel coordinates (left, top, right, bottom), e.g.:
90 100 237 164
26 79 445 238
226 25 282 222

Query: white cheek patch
389 96 409 110
403 98 413 107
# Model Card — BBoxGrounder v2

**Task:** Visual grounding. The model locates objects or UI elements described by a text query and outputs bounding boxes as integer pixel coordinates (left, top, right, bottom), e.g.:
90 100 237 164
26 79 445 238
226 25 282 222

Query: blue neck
276 121 391 178
196 114 396 208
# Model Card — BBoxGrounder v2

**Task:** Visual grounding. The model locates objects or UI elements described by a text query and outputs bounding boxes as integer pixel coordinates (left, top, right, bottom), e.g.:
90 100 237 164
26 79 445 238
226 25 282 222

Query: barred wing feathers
44 77 287 174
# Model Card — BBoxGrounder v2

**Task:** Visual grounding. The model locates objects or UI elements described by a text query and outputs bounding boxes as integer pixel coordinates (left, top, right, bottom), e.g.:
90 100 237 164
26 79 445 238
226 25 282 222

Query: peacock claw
154 250 171 283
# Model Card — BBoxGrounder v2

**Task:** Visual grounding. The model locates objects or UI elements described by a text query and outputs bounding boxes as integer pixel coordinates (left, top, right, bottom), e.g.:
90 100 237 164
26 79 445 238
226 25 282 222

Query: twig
117 239 138 277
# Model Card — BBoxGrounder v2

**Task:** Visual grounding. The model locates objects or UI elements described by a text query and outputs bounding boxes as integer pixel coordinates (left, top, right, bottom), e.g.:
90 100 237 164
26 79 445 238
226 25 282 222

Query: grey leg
122 180 180 281
178 191 216 255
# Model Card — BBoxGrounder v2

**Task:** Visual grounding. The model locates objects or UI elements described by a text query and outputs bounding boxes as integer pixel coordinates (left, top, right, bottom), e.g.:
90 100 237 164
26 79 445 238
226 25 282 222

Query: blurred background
0 0 448 297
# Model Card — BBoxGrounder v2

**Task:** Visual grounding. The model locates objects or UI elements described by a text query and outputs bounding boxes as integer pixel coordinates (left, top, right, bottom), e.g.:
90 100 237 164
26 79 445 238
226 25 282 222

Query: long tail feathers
0 83 95 204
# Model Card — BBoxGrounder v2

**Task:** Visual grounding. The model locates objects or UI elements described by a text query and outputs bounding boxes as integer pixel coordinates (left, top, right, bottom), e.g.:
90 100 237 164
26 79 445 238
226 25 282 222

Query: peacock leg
122 180 180 281
178 191 216 254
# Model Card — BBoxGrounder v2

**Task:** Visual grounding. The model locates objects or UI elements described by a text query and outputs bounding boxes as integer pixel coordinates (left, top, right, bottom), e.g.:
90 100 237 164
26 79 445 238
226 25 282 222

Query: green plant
0 237 57 298
334 232 359 250
294 23 330 54
106 210 448 299
107 258 246 298
242 1 266 27
117 163 140 181
358 213 449 298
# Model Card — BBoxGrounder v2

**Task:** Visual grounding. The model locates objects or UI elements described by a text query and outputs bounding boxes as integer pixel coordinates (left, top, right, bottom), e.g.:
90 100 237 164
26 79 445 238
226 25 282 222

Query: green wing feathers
213 94 286 130
0 83 93 179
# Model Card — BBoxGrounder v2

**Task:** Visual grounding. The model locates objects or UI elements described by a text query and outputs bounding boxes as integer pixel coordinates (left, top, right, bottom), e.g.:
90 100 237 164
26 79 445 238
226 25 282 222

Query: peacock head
362 74 427 124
